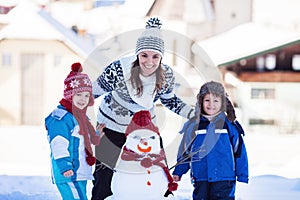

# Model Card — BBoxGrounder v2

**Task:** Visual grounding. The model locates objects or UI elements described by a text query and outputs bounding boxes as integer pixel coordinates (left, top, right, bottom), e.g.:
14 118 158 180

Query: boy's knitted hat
135 17 164 57
63 62 94 105
125 110 160 136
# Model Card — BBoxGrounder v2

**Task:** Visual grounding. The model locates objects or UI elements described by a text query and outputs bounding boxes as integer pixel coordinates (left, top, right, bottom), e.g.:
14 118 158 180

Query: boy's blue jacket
45 105 93 184
172 112 249 183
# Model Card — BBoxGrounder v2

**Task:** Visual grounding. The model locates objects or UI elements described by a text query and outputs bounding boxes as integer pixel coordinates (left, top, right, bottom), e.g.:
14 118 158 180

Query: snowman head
125 110 161 154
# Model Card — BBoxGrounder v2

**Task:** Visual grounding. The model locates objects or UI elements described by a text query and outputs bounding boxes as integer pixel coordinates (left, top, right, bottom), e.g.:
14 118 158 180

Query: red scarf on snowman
121 110 178 192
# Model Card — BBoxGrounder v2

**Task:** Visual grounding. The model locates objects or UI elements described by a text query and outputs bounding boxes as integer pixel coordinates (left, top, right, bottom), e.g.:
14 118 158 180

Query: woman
91 17 194 200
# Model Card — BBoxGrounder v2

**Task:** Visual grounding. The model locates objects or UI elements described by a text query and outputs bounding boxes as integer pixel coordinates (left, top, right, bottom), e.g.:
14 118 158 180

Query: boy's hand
63 169 74 177
172 175 181 182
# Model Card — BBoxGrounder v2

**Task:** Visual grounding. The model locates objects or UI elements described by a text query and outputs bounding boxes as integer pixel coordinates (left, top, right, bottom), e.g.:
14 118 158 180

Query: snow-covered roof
48 0 154 35
0 0 20 7
0 1 95 57
196 22 300 66
0 0 49 8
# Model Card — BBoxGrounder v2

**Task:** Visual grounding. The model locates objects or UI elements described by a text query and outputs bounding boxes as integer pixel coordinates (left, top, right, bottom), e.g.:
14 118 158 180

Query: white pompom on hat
135 17 165 57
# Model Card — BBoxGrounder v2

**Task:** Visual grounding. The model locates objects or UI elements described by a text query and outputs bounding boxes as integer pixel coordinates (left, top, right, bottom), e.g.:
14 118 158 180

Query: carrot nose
140 138 148 146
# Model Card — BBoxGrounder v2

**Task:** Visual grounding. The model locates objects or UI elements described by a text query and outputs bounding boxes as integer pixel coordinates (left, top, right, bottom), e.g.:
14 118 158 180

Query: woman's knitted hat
196 81 236 121
135 17 164 57
63 62 94 105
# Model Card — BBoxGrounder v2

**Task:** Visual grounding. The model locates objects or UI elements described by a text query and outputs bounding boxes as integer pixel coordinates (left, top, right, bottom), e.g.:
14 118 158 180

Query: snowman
108 110 177 200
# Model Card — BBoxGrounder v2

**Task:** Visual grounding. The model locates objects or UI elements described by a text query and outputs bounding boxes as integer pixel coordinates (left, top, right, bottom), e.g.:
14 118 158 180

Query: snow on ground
1 125 300 200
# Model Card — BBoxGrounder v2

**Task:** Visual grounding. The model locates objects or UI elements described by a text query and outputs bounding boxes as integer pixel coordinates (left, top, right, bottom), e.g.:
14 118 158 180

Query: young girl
172 81 248 200
45 63 103 200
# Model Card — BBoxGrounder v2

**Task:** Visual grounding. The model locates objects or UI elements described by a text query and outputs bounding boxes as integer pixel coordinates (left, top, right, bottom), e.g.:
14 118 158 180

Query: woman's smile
138 51 161 76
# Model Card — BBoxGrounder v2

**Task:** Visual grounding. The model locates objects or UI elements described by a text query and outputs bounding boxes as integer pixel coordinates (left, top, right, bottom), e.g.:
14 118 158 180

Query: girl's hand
173 175 181 182
63 170 74 177
96 123 106 138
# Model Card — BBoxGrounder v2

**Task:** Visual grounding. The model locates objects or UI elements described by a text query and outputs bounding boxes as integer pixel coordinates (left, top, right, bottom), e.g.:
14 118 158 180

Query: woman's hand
96 123 106 138
63 169 74 178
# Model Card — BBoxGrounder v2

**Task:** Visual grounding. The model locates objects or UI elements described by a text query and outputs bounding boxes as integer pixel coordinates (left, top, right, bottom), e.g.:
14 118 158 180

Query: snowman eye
149 136 156 140
132 135 140 140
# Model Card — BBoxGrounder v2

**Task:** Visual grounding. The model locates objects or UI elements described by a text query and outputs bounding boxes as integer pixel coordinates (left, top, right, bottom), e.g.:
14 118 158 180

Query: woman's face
72 91 90 110
202 93 222 116
138 51 162 77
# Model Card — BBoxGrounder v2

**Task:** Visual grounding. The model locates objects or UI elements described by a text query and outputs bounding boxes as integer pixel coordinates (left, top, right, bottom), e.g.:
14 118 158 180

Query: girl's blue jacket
45 105 93 184
172 112 248 183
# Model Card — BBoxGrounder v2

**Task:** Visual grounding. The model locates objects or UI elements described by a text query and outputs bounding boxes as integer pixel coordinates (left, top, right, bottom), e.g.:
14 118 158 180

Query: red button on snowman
109 110 177 200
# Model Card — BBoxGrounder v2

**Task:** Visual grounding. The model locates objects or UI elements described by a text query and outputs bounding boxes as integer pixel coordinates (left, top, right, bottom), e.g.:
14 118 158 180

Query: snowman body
110 129 171 200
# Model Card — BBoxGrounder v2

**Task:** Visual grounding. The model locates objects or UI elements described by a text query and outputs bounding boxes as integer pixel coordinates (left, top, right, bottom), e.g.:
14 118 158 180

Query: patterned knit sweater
92 55 194 133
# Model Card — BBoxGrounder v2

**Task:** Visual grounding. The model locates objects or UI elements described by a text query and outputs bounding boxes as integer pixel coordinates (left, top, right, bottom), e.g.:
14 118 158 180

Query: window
292 54 300 71
265 54 276 70
54 55 62 67
251 88 275 99
94 0 125 7
249 118 275 125
256 54 276 71
2 53 12 67
0 6 14 14
256 56 264 71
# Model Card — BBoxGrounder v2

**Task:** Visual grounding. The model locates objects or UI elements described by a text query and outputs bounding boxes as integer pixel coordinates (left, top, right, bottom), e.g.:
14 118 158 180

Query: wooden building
0 2 95 125
198 22 300 133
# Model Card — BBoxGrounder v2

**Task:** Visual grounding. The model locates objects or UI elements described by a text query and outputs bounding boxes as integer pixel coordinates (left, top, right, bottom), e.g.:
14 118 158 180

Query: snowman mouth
137 145 152 153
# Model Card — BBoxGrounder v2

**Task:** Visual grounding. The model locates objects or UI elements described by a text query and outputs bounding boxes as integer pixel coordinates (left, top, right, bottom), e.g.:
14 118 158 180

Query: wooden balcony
238 71 300 82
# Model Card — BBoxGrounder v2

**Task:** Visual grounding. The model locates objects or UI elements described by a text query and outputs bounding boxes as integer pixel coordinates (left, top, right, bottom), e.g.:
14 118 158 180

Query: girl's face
202 93 222 116
138 51 162 77
72 91 90 110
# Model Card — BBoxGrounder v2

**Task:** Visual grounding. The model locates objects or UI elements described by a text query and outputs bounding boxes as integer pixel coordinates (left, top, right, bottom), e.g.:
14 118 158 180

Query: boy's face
72 91 90 110
202 93 222 116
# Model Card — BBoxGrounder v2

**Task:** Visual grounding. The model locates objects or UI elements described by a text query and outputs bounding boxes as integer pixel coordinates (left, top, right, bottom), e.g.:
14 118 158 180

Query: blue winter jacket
172 112 248 183
45 105 93 184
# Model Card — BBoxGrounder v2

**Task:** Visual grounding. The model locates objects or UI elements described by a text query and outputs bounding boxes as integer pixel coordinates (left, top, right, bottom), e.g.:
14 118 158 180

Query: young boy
45 63 103 200
172 81 248 200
